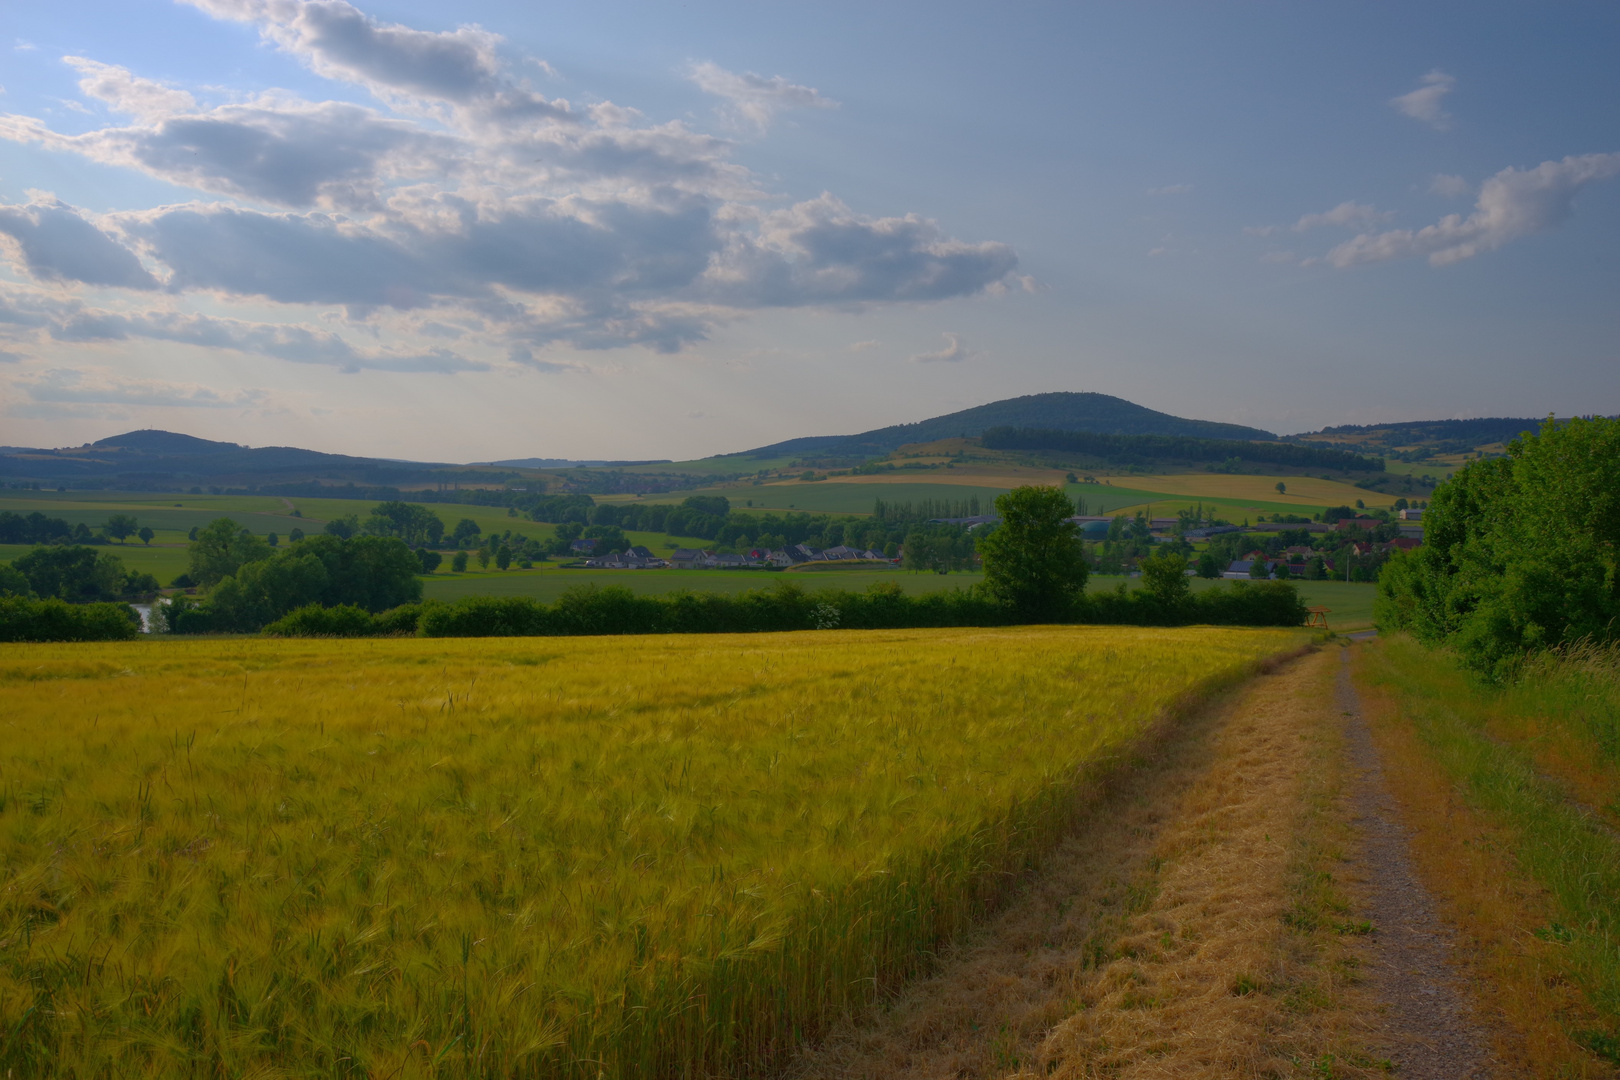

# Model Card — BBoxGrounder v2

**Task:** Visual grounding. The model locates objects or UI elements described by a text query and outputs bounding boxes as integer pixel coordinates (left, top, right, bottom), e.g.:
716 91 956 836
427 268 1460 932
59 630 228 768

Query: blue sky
1 1 1616 460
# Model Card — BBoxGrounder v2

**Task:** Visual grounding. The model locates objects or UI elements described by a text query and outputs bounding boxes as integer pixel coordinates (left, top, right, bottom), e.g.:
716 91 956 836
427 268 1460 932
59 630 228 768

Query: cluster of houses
1221 536 1422 579
574 540 893 571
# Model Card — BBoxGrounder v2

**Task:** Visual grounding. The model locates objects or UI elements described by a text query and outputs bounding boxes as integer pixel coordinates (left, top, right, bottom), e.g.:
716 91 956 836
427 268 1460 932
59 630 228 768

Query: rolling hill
733 392 1276 460
0 430 455 488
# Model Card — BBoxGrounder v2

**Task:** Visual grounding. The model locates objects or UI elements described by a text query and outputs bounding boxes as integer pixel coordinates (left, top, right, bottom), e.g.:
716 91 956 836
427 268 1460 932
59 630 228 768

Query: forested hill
0 430 454 487
1294 417 1545 450
736 392 1277 460
981 426 1383 471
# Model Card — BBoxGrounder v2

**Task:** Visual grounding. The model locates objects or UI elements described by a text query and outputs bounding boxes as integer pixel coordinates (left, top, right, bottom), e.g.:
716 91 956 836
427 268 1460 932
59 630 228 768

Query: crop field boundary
788 643 1411 1079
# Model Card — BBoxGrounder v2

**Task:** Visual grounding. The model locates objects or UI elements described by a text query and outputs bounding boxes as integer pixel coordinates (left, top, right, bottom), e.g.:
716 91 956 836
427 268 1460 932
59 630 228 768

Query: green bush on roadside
0 597 141 642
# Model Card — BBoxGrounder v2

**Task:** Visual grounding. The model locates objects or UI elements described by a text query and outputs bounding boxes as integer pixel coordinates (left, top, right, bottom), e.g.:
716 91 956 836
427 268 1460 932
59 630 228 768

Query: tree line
0 510 156 546
1376 416 1619 677
980 426 1384 472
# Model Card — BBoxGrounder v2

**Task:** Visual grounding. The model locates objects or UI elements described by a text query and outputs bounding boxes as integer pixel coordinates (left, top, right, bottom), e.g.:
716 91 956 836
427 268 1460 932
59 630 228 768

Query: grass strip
1355 636 1620 1070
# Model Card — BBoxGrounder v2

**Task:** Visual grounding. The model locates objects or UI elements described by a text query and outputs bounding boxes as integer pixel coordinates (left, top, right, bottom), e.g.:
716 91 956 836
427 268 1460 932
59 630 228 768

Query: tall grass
1358 636 1620 1057
0 626 1296 1078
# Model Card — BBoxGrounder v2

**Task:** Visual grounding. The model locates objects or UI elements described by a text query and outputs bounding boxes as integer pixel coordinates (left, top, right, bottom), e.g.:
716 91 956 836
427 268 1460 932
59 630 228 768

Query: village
567 508 1425 579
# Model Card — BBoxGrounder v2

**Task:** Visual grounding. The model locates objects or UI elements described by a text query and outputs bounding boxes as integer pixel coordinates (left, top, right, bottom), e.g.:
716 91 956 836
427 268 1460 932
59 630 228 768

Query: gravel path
1337 645 1496 1078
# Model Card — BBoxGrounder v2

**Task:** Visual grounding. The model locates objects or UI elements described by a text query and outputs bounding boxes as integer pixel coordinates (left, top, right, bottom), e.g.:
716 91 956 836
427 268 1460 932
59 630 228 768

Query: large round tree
977 485 1088 621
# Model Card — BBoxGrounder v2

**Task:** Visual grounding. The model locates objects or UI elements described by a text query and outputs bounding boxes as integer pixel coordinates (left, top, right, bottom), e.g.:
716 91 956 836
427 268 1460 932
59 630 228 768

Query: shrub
263 604 378 637
416 579 1300 639
0 597 140 642
1376 416 1620 676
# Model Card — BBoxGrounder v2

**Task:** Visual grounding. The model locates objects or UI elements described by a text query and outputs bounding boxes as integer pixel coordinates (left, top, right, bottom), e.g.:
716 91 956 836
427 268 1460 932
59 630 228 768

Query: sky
1 1 1617 461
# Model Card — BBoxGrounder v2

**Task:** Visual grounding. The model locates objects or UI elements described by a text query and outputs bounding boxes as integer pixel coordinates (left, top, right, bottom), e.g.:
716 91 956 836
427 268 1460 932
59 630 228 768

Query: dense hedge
251 579 1307 639
1376 416 1619 676
263 603 423 637
0 597 141 642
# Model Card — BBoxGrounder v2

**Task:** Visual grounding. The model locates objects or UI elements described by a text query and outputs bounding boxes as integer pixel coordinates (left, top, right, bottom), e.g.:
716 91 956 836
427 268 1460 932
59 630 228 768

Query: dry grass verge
794 647 1389 1080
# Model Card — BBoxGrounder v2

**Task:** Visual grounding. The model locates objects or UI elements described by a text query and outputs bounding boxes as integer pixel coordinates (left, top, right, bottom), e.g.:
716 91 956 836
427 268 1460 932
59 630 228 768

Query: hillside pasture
0 626 1299 1078
1114 473 1397 509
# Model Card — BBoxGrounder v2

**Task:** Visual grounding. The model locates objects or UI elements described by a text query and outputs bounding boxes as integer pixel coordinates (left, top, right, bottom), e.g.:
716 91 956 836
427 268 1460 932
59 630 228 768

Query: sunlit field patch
0 625 1298 1078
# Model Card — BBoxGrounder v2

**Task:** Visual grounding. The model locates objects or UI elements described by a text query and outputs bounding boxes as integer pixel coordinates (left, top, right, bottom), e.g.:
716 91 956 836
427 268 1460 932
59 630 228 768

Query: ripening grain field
1 626 1299 1078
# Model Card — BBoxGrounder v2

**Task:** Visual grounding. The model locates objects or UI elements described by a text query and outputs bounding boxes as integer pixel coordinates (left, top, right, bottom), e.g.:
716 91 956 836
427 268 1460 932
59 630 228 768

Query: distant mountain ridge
734 392 1276 460
0 429 454 487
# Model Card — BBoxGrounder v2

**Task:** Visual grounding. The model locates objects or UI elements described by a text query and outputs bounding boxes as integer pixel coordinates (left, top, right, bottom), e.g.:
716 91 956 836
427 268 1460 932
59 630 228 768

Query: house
1184 525 1245 541
711 553 749 568
1284 545 1314 558
670 548 709 568
1333 517 1381 532
626 545 656 560
794 543 825 561
1382 536 1422 552
1224 559 1274 579
823 545 864 560
764 549 798 568
1398 508 1424 521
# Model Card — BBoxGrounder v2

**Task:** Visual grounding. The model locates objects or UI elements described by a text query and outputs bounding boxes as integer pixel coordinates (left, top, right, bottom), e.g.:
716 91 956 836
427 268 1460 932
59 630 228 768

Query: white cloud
1247 201 1395 241
1292 201 1394 232
689 61 836 134
65 56 196 120
1390 70 1455 130
32 368 265 407
1323 153 1620 267
1147 184 1192 195
12 367 268 414
0 0 1015 365
178 0 566 126
1430 173 1470 197
0 284 485 373
909 331 972 364
0 198 160 289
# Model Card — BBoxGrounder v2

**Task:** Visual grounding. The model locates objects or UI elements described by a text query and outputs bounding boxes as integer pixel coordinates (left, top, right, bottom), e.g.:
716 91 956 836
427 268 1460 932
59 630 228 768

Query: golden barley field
0 626 1298 1078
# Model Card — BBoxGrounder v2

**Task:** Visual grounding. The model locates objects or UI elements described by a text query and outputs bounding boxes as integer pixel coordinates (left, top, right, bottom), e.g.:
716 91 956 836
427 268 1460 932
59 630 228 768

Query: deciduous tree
976 486 1087 621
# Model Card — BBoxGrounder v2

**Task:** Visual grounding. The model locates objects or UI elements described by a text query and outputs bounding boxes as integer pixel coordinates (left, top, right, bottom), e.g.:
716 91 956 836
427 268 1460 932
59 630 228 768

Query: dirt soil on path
793 644 1506 1080
1336 647 1498 1077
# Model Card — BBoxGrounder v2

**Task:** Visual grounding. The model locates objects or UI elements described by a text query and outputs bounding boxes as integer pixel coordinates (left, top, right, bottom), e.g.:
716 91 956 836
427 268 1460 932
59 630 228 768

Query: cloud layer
1324 154 1620 267
0 0 1016 373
